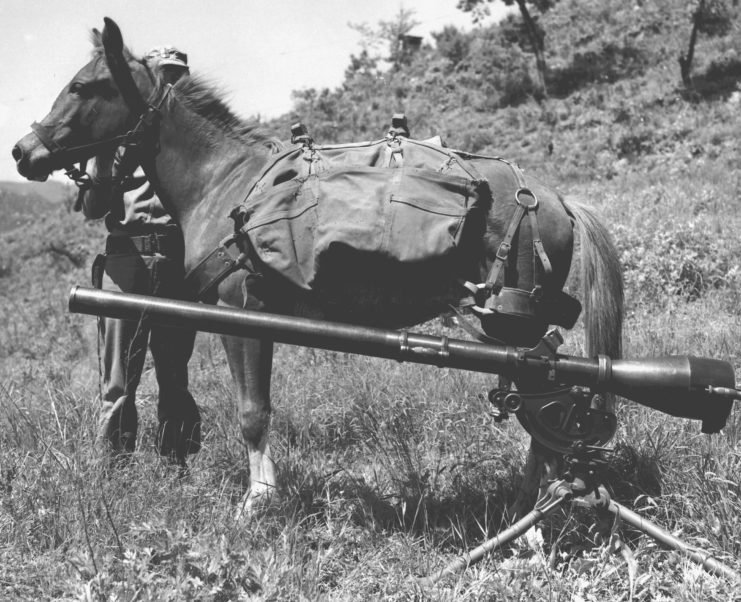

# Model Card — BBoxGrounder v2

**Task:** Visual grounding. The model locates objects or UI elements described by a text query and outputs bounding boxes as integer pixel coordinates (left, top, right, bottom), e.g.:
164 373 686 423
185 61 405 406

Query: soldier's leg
147 252 201 461
150 324 201 460
98 314 149 453
96 249 152 454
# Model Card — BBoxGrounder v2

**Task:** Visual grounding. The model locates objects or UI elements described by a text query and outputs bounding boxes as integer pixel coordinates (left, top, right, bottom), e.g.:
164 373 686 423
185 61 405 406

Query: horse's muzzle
11 144 24 163
12 135 51 181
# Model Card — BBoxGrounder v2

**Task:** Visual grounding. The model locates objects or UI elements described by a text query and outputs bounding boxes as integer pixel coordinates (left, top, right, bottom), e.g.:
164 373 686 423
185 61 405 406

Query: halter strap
28 77 171 196
30 122 128 162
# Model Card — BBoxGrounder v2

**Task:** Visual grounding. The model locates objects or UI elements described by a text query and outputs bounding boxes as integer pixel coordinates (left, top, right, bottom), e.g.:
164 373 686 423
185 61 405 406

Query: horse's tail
564 200 624 363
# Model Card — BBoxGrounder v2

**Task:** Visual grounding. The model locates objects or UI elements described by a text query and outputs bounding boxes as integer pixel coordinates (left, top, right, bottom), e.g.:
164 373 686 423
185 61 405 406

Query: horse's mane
167 75 283 152
89 28 282 153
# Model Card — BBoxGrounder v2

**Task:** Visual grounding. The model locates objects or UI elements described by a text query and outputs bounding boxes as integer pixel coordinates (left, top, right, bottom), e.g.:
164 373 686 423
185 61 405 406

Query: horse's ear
102 17 124 55
91 28 102 48
101 17 146 114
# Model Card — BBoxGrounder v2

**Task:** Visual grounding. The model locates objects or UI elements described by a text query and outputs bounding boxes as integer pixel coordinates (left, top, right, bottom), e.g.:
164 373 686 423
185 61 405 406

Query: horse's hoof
161 454 190 479
415 576 435 591
234 488 279 520
99 448 135 473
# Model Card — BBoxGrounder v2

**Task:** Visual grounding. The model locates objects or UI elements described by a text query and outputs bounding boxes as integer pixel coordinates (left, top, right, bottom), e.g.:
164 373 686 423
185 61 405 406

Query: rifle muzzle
602 356 735 434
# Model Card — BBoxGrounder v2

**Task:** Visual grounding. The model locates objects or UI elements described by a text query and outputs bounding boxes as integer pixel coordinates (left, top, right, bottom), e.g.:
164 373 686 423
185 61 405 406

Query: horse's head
12 18 155 182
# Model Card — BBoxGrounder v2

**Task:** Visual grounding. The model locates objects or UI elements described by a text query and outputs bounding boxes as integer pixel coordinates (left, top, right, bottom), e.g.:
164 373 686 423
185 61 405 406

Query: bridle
29 81 171 195
30 121 128 187
29 17 171 196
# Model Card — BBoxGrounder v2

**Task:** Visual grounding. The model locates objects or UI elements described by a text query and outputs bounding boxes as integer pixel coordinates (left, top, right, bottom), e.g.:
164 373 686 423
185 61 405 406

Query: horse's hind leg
220 334 276 516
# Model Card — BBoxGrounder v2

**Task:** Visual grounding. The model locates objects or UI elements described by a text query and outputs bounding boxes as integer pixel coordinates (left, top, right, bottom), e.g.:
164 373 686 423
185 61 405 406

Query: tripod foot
609 500 741 584
422 480 572 586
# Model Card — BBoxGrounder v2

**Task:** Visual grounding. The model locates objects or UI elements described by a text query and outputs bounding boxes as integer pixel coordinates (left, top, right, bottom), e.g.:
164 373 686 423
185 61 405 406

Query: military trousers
92 231 201 460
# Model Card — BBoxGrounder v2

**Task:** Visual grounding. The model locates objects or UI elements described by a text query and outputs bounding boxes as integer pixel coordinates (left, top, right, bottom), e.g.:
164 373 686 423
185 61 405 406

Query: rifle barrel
68 286 736 433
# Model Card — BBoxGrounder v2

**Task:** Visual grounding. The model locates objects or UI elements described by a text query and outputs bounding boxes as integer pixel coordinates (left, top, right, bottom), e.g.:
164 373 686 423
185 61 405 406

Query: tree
349 7 421 71
457 0 557 94
432 25 472 72
679 0 733 88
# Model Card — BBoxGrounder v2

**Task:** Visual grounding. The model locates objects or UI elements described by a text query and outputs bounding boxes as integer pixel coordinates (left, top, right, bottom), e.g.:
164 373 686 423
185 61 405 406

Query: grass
5 3 741 597
1 172 740 598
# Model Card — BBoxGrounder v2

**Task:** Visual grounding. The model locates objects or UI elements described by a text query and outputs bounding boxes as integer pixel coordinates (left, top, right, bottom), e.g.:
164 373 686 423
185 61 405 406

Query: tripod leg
609 500 741 584
509 440 561 520
420 481 572 587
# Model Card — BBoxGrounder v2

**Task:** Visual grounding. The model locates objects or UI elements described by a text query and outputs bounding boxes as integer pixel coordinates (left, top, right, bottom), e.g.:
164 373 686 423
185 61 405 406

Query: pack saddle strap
483 162 552 296
526 192 553 278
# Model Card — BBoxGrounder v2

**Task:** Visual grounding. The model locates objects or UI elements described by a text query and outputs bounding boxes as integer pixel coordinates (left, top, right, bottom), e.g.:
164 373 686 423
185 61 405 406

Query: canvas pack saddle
186 115 581 343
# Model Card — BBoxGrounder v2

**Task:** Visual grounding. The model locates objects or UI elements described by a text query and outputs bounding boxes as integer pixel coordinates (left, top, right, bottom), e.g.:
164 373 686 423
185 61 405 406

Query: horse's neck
152 107 270 257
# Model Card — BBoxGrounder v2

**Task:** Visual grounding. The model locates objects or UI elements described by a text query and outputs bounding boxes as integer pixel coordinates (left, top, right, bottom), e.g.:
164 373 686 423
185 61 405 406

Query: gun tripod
421 378 741 587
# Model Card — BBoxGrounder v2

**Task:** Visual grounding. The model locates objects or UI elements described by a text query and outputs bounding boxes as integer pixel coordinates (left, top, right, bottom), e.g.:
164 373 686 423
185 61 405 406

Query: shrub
614 220 741 304
548 43 648 98
615 129 656 159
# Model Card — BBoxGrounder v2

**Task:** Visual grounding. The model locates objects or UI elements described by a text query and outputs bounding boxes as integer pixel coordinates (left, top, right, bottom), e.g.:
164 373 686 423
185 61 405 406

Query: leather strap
105 231 182 257
457 286 582 330
483 163 552 296
185 236 252 300
448 304 506 345
485 201 526 295
527 193 552 279
31 121 128 163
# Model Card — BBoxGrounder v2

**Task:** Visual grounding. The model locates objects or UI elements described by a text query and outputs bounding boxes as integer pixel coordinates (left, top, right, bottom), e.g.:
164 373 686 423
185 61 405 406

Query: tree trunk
679 0 705 88
515 0 548 95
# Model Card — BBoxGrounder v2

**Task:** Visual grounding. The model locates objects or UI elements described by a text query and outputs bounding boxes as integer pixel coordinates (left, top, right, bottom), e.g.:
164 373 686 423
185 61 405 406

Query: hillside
275 0 741 185
0 180 73 233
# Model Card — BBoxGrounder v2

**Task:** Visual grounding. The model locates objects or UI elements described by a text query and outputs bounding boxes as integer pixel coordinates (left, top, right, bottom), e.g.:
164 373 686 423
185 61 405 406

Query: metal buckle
290 122 313 147
496 241 511 261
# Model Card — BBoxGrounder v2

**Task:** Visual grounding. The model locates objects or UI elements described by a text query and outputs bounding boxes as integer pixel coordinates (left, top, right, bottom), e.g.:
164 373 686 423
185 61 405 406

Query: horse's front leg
220 333 276 516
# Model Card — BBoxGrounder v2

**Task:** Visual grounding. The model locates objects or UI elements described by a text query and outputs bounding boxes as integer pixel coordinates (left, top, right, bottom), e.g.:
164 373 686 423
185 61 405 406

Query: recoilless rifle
68 285 741 584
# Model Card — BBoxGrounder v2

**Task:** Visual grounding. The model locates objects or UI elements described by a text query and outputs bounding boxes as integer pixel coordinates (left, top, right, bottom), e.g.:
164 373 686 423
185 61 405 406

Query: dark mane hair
167 75 282 152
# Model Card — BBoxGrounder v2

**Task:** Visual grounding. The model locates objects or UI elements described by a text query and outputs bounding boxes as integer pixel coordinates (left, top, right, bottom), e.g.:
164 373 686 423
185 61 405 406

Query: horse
12 19 623 515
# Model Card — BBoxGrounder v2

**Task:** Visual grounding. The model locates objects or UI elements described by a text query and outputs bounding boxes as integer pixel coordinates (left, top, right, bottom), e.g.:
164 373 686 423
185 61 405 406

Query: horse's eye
70 82 93 99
